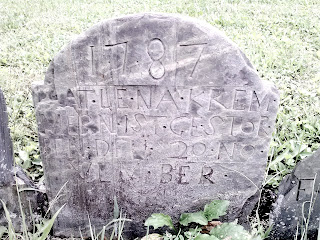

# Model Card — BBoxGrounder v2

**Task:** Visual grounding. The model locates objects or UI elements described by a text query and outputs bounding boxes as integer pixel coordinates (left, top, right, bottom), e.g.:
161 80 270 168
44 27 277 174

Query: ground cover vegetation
0 0 320 237
144 200 266 240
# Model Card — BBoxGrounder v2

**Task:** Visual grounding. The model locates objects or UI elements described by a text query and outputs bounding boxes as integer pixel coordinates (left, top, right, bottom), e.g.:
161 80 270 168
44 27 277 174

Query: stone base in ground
0 167 47 232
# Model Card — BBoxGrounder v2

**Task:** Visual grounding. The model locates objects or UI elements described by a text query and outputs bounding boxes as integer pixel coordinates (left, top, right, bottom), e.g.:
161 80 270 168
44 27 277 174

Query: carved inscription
68 86 276 112
39 86 276 161
296 177 320 201
178 43 207 78
38 84 275 185
33 14 279 236
148 39 165 79
105 42 128 74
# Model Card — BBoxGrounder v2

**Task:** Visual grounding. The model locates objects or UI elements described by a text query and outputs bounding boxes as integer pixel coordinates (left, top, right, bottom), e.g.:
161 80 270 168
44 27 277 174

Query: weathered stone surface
0 88 13 186
0 88 46 230
32 13 279 237
0 87 16 227
270 148 320 240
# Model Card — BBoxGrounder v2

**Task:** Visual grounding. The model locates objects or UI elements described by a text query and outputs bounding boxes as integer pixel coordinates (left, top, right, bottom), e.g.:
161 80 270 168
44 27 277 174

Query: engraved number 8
147 39 165 79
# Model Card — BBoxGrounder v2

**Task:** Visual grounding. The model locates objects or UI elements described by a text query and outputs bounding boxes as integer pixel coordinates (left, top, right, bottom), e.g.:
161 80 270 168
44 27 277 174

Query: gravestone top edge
32 13 279 105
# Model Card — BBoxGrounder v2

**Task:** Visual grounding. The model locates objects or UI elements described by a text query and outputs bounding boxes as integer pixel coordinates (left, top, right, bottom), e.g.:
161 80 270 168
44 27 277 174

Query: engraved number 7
179 43 207 77
105 41 128 74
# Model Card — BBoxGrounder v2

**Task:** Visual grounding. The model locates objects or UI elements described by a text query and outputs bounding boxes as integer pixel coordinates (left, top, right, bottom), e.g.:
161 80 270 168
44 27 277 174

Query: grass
1 190 130 239
0 0 319 205
0 179 65 240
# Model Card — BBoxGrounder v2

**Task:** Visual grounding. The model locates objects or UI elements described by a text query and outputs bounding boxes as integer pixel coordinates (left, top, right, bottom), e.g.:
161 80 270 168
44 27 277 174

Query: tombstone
0 88 45 229
32 13 279 237
0 88 13 185
270 148 320 240
0 87 16 226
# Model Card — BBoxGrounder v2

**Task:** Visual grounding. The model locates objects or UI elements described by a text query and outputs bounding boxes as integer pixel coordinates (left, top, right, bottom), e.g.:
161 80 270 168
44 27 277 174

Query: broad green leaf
204 200 229 221
19 150 29 161
179 212 208 226
145 213 174 230
269 148 290 170
210 222 252 240
278 162 286 172
195 234 219 240
285 157 295 166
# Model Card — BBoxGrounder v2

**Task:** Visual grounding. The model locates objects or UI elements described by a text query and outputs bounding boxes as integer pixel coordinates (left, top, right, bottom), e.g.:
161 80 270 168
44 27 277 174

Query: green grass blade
79 227 85 240
118 213 127 240
88 214 96 240
15 181 28 240
37 203 65 240
100 226 106 240
317 219 320 240
114 195 120 219
110 227 115 240
28 200 35 235
44 181 68 218
294 219 299 240
1 200 16 240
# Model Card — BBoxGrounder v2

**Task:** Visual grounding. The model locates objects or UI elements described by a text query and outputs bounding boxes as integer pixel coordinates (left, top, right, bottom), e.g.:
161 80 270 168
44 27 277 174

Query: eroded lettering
178 42 207 78
160 164 173 183
199 166 214 184
137 89 151 109
148 38 165 79
218 142 235 160
117 88 129 108
178 166 190 184
233 89 247 110
156 89 179 110
297 178 315 201
209 88 227 110
250 91 274 112
96 139 109 156
170 141 187 159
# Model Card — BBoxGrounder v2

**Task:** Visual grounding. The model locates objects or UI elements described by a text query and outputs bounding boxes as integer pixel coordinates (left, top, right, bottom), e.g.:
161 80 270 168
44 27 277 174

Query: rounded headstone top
37 13 277 103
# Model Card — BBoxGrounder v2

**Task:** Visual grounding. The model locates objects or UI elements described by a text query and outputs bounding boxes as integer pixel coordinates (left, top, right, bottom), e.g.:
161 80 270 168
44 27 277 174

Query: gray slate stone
0 88 46 231
0 88 13 186
270 148 320 240
32 13 279 238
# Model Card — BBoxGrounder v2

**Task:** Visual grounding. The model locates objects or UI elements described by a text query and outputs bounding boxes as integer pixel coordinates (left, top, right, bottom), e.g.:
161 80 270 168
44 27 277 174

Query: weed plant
144 200 266 240
0 177 65 240
0 183 130 240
